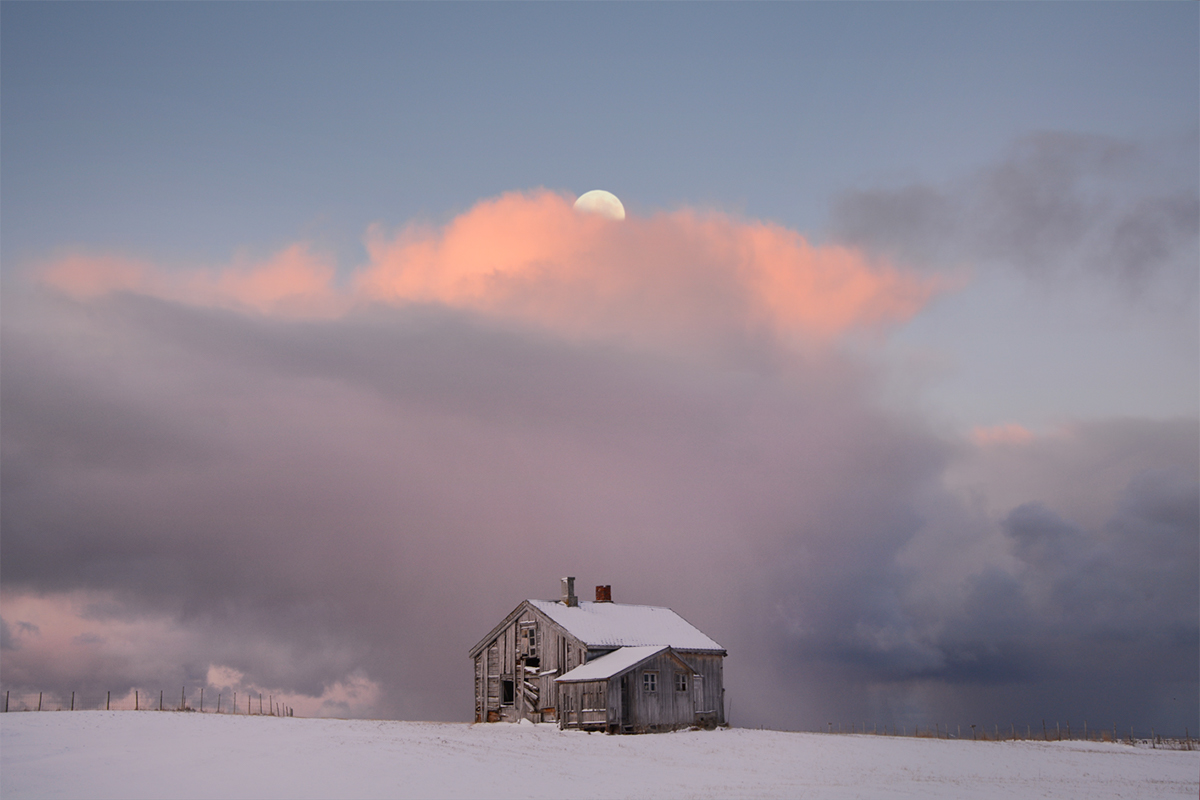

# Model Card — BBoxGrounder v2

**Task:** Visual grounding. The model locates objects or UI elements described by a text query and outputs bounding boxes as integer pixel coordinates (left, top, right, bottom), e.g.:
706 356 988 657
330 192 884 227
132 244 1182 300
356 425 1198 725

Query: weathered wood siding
558 680 608 729
619 650 697 732
680 651 725 724
472 601 590 724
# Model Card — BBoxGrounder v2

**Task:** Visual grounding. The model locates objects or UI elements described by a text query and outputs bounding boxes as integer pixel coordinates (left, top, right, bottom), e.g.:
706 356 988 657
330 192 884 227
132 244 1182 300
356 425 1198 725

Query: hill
2 711 1196 799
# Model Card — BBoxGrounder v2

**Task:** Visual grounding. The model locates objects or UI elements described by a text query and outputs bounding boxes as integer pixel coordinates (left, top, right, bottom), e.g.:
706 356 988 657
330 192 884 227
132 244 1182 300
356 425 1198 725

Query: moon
573 190 625 221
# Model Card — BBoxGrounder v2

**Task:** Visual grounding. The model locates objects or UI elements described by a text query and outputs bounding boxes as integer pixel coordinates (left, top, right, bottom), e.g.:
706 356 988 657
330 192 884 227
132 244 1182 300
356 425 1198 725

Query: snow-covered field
2 712 1195 799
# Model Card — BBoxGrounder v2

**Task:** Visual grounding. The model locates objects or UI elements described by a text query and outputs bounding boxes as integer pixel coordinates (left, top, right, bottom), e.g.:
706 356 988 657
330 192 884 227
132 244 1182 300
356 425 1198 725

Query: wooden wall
473 602 591 724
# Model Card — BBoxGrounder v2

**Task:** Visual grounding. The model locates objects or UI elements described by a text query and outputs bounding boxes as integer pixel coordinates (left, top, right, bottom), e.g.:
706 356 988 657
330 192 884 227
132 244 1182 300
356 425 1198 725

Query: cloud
751 418 1198 728
0 617 15 651
830 132 1200 298
34 191 946 350
359 190 948 344
40 244 346 318
970 423 1035 447
2 190 1196 734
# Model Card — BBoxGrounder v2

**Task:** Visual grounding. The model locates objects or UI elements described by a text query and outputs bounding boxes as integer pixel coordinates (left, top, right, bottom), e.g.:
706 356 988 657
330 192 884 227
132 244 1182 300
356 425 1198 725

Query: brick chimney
595 585 612 603
561 577 578 607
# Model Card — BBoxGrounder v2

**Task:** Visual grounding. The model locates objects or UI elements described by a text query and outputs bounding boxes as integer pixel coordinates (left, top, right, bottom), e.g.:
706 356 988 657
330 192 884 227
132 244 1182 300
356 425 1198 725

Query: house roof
555 646 668 683
527 599 724 651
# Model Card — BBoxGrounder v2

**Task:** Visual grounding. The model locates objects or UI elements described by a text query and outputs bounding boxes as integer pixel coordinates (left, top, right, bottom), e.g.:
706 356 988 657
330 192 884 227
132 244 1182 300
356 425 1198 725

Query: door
692 674 704 713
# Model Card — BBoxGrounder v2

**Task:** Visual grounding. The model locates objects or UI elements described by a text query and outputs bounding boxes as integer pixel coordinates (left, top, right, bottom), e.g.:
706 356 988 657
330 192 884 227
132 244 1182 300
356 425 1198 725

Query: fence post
136 690 139 711
107 691 110 711
217 694 221 714
38 692 42 712
4 691 8 712
159 690 163 711
200 687 204 713
71 692 74 711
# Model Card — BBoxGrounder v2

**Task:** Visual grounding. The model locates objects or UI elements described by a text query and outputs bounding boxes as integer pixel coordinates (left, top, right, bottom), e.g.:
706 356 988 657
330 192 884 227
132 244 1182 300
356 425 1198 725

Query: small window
675 673 688 692
642 671 658 692
523 627 537 658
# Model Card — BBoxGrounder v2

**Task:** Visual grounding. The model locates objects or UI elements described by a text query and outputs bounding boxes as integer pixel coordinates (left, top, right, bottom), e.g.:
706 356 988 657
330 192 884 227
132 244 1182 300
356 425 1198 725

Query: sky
1 3 1197 734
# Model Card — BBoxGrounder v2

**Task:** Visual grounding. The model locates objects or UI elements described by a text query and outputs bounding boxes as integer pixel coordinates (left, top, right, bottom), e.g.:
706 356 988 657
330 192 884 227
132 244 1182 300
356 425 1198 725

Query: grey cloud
71 632 105 646
755 420 1197 732
0 618 15 651
830 132 1199 296
1 288 1195 734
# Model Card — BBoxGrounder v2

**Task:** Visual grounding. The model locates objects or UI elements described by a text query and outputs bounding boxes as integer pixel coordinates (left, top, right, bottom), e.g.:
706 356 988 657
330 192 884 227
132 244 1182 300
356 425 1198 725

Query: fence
3 688 296 719
819 720 1195 750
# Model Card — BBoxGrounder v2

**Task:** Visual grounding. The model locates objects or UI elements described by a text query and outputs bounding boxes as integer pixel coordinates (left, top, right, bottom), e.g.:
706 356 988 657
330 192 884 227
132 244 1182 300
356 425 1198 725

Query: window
675 672 688 692
642 671 658 692
501 680 514 705
523 627 537 658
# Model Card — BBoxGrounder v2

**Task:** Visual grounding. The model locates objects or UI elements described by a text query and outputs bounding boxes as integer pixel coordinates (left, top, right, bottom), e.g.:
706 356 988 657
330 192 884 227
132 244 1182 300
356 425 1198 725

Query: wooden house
469 578 726 733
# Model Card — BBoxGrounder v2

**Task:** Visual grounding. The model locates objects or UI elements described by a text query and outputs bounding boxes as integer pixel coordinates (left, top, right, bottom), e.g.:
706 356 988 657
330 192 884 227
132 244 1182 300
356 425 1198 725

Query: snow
528 600 723 651
556 645 668 682
3 712 1197 800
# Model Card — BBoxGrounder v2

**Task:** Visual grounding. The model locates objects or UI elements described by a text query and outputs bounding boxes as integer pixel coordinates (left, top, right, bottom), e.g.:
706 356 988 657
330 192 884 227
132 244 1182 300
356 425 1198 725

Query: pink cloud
39 244 344 318
40 253 158 299
34 190 947 345
357 190 947 343
969 423 1037 447
202 244 344 316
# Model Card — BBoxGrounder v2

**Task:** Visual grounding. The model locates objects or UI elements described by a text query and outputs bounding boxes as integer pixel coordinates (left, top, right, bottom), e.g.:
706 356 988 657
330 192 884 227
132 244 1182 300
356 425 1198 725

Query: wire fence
3 688 295 718
819 720 1195 750
4 692 1193 751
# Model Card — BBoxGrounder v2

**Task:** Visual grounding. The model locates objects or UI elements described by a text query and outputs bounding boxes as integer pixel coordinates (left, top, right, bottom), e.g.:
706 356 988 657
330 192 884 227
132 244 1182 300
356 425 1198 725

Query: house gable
468 600 586 660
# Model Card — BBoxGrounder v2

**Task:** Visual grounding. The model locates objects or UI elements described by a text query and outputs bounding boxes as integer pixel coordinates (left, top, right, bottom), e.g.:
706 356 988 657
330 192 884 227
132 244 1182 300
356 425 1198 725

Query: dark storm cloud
1 287 906 716
2 281 1196 731
1 287 948 720
830 132 1200 294
0 617 16 651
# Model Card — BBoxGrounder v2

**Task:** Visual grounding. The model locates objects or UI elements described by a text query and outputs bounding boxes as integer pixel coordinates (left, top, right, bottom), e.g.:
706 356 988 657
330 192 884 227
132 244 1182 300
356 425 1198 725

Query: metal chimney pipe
561 577 577 607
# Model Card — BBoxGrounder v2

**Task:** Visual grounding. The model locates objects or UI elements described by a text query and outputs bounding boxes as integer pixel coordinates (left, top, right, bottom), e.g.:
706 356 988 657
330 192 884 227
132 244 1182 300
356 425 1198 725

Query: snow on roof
528 599 723 651
555 646 668 683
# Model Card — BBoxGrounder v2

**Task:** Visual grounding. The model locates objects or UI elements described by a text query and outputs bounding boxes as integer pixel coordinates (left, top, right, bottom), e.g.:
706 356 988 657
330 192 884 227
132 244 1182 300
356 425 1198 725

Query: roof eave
467 601 530 659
